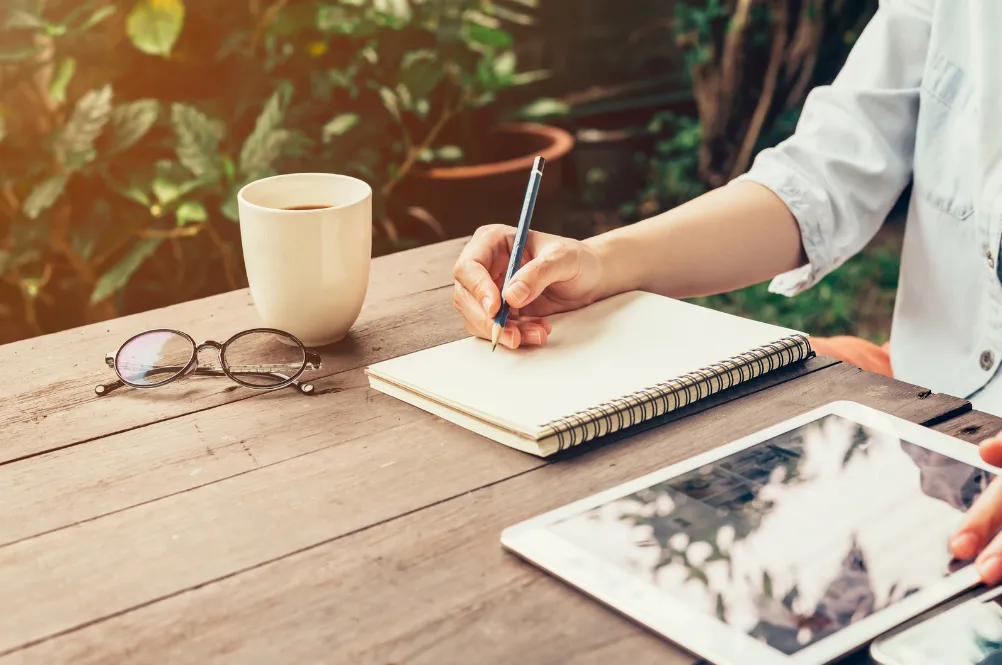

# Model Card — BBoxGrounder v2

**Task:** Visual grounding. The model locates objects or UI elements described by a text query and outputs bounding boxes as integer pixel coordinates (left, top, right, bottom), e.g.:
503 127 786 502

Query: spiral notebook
365 291 813 457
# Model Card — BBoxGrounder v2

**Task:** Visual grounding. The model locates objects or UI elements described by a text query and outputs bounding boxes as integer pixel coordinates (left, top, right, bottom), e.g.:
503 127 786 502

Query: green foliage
0 0 539 341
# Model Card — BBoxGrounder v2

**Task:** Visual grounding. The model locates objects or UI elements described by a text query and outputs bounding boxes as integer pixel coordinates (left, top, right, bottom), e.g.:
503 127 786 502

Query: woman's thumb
503 245 577 308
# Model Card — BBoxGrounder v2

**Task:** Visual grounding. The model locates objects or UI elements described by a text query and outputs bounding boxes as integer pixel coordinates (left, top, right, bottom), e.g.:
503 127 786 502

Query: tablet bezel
500 400 996 665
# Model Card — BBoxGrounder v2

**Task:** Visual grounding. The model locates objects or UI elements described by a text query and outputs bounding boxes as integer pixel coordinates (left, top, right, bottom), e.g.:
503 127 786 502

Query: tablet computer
501 401 997 665
870 585 1002 664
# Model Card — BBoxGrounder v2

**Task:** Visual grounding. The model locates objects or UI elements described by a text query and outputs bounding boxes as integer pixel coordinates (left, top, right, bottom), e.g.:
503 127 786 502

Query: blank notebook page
366 291 800 438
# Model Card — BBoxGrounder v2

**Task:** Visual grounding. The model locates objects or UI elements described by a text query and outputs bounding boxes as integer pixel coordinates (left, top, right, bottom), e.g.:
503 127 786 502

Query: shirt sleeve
731 0 933 296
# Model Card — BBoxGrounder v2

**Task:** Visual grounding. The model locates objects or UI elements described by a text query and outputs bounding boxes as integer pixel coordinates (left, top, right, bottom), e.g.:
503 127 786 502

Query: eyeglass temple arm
97 361 318 395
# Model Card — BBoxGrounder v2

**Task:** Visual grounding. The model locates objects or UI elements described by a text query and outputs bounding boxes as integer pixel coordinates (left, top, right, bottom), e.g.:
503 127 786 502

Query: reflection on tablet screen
547 414 993 655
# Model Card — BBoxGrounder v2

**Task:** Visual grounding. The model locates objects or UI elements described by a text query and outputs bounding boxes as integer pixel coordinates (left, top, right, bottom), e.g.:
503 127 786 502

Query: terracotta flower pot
395 122 575 239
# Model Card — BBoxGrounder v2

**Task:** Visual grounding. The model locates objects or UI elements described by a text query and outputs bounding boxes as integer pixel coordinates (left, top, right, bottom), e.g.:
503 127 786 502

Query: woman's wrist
582 228 647 301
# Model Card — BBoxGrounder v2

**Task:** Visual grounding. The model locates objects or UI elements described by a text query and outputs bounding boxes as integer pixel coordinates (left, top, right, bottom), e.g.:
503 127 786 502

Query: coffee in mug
237 173 372 347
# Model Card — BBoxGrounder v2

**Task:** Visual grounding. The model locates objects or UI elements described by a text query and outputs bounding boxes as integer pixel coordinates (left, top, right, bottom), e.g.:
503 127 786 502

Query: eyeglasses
95 328 322 397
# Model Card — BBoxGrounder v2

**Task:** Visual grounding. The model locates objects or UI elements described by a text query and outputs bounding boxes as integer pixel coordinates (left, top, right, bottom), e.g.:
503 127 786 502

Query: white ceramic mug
237 173 372 347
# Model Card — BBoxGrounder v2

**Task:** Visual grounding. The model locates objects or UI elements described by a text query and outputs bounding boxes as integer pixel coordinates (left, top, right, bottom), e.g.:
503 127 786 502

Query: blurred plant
631 0 878 216
0 0 541 342
676 0 878 188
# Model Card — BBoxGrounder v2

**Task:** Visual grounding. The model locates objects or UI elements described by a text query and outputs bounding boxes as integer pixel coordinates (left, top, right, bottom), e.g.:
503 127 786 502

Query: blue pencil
492 155 545 351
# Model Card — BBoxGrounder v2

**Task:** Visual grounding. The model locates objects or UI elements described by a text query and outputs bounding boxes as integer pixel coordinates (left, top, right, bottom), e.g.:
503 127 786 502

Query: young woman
452 1 1002 583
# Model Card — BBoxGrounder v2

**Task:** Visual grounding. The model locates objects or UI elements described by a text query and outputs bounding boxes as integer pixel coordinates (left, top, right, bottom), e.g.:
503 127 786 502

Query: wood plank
0 354 837 548
0 364 972 662
0 238 468 464
931 408 1002 444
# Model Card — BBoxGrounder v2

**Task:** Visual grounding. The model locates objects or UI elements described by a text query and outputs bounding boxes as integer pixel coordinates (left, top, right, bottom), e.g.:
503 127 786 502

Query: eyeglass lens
222 330 306 387
116 331 195 387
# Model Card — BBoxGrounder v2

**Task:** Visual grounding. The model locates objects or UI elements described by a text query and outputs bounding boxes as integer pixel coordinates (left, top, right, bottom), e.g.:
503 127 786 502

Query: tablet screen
546 414 994 655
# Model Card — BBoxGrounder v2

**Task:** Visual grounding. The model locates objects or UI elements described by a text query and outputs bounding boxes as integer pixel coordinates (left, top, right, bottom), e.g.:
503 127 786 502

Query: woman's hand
452 224 604 350
950 435 1002 583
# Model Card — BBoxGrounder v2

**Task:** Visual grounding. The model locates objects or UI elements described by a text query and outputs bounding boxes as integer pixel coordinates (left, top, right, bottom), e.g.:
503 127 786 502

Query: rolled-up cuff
730 163 835 297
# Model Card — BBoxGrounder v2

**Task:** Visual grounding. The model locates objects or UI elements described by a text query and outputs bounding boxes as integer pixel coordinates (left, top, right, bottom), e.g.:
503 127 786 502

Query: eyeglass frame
95 327 323 397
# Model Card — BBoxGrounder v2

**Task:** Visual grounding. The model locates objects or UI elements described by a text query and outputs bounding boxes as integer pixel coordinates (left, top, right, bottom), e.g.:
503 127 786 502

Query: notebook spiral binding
539 334 814 452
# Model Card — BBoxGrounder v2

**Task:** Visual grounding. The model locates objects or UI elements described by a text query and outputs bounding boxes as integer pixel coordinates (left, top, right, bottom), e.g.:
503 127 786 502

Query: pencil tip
490 323 501 352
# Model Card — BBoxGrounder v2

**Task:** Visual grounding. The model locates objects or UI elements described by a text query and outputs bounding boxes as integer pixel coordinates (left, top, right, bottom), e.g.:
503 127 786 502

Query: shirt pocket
914 52 976 221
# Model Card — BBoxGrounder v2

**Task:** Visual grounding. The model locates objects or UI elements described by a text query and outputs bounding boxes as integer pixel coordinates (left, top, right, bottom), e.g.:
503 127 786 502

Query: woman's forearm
585 181 807 300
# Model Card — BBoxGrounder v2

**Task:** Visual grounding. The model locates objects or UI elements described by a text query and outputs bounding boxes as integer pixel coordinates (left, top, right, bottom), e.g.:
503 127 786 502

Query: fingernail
951 531 979 559
482 297 492 314
524 329 542 345
507 281 530 305
978 554 1002 584
503 329 517 347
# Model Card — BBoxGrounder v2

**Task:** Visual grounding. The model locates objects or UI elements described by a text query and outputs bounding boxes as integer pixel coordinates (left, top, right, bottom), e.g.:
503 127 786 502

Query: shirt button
981 350 995 371
989 251 996 269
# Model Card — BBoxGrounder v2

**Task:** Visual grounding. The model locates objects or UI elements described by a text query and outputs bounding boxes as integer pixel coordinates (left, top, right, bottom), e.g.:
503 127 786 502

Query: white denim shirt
734 0 1002 416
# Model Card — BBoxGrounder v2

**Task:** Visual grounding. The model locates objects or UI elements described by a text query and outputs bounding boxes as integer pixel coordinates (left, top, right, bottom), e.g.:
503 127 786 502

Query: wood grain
0 349 837 548
0 239 468 464
931 408 1002 443
0 363 975 664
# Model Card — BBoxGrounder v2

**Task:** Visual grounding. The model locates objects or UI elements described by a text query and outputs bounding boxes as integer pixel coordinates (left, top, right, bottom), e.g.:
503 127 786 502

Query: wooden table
2 237 999 665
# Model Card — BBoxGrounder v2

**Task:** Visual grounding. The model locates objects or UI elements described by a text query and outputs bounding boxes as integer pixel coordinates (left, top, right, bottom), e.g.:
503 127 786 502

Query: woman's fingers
454 282 494 338
454 226 511 317
513 317 551 346
975 531 1002 585
456 282 553 350
454 282 550 349
950 434 1002 567
981 436 1002 467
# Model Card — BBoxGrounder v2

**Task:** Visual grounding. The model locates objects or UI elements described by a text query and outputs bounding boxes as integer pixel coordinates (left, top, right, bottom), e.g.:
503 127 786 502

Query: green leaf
510 69 551 86
322 113 359 143
126 0 186 57
436 145 463 161
175 200 207 226
5 9 42 29
378 87 400 122
465 22 513 48
488 4 536 25
55 84 113 168
151 176 180 205
23 174 69 219
316 5 357 33
171 103 223 178
108 99 160 154
373 0 412 26
517 97 569 119
492 51 516 81
75 5 118 32
49 57 77 104
400 49 443 100
0 44 44 63
91 238 162 304
239 87 289 176
119 186 151 207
